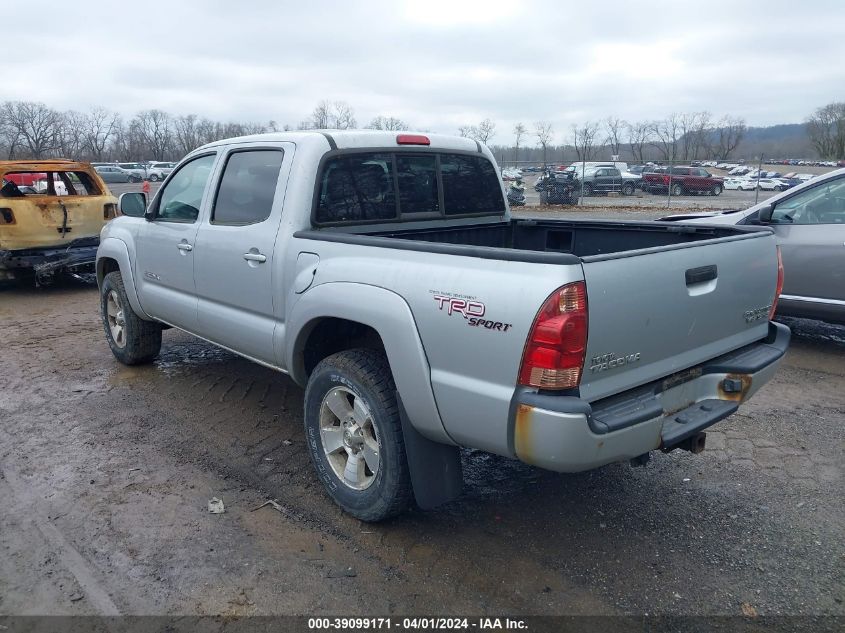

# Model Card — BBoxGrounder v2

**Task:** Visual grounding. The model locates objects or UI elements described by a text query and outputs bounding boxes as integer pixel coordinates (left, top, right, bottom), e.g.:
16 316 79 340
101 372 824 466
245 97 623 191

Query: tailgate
8 198 106 249
578 232 778 402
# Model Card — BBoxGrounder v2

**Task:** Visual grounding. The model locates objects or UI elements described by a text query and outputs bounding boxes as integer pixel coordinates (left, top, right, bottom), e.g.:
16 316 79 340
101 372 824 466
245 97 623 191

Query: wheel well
98 257 120 284
302 318 386 378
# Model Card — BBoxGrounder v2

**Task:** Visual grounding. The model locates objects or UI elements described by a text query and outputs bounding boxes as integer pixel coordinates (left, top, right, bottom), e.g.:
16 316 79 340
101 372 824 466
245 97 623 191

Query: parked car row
91 161 177 183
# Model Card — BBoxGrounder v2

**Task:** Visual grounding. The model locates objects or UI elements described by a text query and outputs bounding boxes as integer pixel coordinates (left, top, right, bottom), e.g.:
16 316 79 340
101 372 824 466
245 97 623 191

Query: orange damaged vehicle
0 160 119 283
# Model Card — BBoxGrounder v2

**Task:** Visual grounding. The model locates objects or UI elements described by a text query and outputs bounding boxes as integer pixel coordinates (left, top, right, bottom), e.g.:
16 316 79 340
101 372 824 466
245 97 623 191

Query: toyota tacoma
97 131 789 521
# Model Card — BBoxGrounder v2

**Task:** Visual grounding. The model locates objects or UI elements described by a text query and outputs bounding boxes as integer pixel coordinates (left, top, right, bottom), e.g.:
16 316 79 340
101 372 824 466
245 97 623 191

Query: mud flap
396 392 463 510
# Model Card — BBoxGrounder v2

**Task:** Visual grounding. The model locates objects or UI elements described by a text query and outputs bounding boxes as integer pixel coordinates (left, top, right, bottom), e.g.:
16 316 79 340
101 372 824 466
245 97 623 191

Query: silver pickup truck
97 131 789 521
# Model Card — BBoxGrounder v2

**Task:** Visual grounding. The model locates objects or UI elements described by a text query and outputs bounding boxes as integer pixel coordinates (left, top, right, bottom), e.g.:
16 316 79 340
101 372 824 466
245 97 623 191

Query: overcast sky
6 0 843 145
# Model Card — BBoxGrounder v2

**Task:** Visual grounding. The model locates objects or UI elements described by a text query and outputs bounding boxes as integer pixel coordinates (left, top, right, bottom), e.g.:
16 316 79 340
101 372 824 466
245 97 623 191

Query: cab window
771 177 845 225
155 154 216 222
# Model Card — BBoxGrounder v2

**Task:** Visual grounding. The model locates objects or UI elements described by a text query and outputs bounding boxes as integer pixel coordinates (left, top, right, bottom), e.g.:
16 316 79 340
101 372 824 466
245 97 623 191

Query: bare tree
714 115 747 160
310 100 356 130
84 107 120 161
604 116 625 157
58 110 87 159
473 118 496 144
571 121 600 161
134 109 173 159
174 114 200 156
677 111 712 160
626 121 652 163
806 102 845 159
1 101 62 158
367 116 410 131
513 122 526 163
650 113 682 162
534 121 554 165
458 119 496 144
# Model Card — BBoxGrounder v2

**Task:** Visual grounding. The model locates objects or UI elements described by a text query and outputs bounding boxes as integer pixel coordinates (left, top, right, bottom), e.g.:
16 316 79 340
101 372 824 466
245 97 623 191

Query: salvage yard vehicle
643 166 724 196
661 167 845 324
574 166 638 196
98 131 789 521
1 160 118 283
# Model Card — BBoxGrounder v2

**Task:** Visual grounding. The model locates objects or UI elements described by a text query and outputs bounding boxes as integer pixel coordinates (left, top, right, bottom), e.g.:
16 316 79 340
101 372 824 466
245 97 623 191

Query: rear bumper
0 237 100 280
510 322 790 472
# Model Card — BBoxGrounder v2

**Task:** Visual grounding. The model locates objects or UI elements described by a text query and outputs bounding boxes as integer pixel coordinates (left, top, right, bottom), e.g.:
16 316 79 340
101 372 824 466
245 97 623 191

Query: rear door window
212 150 283 225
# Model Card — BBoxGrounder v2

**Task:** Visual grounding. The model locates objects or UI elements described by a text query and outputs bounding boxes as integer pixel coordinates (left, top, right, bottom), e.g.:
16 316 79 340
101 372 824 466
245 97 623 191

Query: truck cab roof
198 130 483 154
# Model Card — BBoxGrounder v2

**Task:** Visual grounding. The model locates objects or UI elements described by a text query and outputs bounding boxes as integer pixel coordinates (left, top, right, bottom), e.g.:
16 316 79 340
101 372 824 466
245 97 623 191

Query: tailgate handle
685 265 717 285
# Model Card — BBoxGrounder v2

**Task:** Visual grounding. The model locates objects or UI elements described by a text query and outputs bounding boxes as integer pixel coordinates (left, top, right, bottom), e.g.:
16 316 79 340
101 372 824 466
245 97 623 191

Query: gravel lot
1 274 843 620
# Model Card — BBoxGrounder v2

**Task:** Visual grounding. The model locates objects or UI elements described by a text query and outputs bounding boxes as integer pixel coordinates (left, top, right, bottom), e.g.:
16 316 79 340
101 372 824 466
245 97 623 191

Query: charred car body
0 160 118 283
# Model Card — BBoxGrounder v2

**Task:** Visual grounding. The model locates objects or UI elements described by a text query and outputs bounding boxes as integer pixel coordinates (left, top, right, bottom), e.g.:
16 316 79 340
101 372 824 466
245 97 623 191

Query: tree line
0 100 406 162
1 98 840 163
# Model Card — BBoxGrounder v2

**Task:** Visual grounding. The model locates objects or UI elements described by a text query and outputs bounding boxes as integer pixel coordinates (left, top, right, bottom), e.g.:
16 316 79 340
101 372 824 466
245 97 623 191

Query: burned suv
0 160 118 284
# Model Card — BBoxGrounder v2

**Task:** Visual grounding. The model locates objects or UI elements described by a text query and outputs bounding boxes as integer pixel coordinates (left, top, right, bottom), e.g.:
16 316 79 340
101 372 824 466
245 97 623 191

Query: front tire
100 271 162 365
304 349 413 522
621 182 635 196
581 183 593 197
149 174 159 182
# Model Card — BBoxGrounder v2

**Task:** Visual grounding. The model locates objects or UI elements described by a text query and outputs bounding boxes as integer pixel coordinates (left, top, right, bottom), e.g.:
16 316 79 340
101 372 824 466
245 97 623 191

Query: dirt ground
0 278 843 620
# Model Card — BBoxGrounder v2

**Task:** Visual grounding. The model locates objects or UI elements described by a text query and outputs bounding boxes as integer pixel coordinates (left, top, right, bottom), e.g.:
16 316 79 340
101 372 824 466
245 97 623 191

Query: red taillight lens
769 246 784 320
396 134 430 145
663 175 670 185
518 282 588 390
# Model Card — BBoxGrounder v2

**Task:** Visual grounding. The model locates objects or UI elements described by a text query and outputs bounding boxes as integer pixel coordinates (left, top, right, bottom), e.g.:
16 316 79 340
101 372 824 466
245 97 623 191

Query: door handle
243 252 267 263
176 243 193 252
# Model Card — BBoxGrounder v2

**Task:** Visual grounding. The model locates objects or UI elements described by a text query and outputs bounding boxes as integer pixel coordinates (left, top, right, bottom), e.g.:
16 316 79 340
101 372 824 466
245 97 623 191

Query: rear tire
622 182 635 196
304 349 413 522
670 183 683 197
100 271 162 365
582 183 593 197
149 174 159 182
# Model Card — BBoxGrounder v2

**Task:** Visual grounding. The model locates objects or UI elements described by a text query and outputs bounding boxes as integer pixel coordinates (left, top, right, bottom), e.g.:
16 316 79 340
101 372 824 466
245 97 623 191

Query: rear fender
96 237 150 320
286 282 452 446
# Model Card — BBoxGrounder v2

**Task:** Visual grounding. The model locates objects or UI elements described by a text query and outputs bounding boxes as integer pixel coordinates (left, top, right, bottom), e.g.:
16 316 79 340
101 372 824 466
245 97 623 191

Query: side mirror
118 192 147 218
757 203 775 223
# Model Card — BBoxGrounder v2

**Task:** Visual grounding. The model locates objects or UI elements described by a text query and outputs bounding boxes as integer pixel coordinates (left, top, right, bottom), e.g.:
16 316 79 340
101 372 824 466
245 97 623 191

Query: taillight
663 175 670 185
0 208 14 224
104 203 118 220
769 247 784 320
518 281 588 390
396 134 430 145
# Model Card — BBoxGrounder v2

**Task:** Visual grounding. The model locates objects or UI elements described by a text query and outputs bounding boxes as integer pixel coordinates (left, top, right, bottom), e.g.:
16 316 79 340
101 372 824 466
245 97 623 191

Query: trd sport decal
432 293 513 332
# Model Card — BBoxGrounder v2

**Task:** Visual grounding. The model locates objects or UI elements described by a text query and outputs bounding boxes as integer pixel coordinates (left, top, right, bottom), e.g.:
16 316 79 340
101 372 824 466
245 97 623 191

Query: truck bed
299 218 768 262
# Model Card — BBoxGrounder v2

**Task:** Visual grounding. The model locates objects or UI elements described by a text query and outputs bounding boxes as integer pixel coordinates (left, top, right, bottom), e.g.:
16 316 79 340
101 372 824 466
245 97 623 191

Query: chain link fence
500 157 834 216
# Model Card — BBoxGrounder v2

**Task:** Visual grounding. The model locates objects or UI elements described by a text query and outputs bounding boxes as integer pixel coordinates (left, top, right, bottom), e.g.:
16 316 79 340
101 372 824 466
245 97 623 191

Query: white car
146 162 176 182
756 178 789 191
723 178 744 190
736 179 758 191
